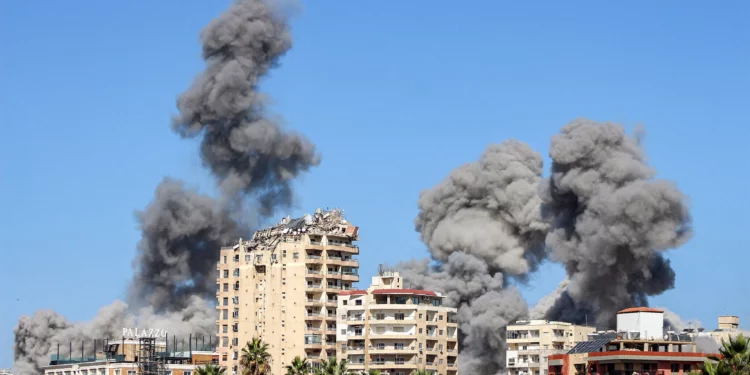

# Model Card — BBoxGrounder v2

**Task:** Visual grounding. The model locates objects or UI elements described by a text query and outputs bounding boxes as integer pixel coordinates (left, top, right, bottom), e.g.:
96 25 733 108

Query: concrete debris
244 208 358 250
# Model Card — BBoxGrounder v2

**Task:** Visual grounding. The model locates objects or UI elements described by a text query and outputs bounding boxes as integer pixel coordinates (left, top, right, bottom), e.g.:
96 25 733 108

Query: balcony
347 316 366 322
368 360 417 368
306 284 324 291
369 346 418 354
326 243 359 254
305 313 325 320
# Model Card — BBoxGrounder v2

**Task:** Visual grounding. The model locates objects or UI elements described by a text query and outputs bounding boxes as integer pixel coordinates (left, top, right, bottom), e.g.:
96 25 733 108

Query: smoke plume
399 140 548 375
539 119 692 328
401 120 692 374
14 1 317 373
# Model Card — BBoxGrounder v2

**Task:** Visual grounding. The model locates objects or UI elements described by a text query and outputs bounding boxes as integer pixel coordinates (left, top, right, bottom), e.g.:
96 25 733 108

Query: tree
286 356 310 375
366 370 381 375
196 363 226 375
703 334 750 375
410 369 433 375
315 357 348 375
240 338 272 375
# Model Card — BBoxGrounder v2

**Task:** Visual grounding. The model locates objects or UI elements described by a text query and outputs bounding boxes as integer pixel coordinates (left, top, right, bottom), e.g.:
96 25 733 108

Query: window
395 313 405 320
222 337 228 347
128 371 136 375
223 270 229 278
625 363 633 371
184 372 192 375
355 299 362 306
293 252 299 259
643 364 652 371
223 256 227 263
376 313 385 320
412 297 419 304
222 324 228 333
271 254 277 261
432 299 441 306
439 315 443 320
419 328 423 334
232 338 238 346
282 250 287 257
377 342 385 349
223 283 228 292
223 309 228 319
341 329 346 335
419 313 423 319
343 300 347 305
223 297 228 306
671 364 680 373
684 364 692 372
439 330 443 335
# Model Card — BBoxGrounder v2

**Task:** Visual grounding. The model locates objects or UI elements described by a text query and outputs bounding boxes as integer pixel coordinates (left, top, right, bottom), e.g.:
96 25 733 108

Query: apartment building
43 338 216 375
506 320 595 375
216 209 360 375
336 270 459 375
547 307 715 375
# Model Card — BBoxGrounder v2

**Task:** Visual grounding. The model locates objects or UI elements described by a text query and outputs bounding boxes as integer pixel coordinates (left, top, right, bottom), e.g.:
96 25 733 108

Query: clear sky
1 0 748 368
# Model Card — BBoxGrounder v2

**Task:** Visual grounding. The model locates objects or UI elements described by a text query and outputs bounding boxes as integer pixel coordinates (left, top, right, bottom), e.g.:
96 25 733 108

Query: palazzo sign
122 328 167 338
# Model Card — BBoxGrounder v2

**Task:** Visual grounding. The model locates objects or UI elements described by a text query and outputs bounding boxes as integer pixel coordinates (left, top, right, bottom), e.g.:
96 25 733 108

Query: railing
306 312 323 317
342 271 358 275
307 255 322 259
327 285 342 289
347 346 366 351
327 255 342 260
368 360 416 366
307 270 322 274
307 284 323 289
371 346 415 351
306 327 321 331
328 271 341 275
348 316 365 321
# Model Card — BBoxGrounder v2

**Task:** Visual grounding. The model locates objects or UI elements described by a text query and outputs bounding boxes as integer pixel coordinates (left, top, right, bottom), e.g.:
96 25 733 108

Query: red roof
617 307 665 314
339 290 367 296
372 289 438 297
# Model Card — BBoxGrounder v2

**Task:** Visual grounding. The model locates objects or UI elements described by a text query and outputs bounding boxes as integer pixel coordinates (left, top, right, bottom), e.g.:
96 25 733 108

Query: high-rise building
506 320 595 375
336 270 459 375
216 209 360 375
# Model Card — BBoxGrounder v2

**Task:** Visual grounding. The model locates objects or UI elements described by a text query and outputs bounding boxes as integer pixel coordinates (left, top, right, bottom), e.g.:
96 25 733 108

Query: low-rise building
43 338 217 375
506 320 596 375
547 308 716 375
336 270 459 375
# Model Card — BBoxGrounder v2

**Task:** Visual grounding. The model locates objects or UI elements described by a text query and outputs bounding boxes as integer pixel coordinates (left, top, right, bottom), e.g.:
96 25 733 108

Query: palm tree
410 369 433 375
196 363 226 375
286 356 310 375
240 338 272 375
703 334 750 375
315 357 348 375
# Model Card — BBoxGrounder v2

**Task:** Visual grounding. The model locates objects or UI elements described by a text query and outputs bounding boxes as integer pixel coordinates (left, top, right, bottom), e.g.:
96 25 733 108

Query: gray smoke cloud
130 178 244 311
14 1 316 373
539 118 692 328
13 298 216 375
172 0 319 204
399 140 547 375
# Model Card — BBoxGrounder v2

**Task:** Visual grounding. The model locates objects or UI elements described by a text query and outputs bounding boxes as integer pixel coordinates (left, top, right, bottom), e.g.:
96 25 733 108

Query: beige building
506 320 596 375
216 209 360 375
336 270 459 375
43 338 216 375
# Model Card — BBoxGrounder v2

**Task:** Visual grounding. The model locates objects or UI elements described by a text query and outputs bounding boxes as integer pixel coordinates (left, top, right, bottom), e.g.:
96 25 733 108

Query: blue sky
1 0 748 368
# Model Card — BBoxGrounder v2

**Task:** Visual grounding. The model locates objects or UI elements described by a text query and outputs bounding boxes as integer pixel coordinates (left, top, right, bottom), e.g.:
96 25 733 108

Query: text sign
122 328 167 338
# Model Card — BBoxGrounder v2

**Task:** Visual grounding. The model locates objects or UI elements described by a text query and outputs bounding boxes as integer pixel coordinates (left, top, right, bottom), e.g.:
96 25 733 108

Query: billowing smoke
14 1 317 373
14 298 216 375
539 119 692 328
400 120 691 374
399 140 548 375
129 179 244 311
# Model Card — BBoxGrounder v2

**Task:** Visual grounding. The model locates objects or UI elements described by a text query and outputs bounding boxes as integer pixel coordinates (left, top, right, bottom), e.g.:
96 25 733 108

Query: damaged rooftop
225 208 359 251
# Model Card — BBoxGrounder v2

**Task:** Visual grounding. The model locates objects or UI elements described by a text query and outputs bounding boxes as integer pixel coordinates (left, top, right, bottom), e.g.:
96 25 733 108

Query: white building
616 307 665 340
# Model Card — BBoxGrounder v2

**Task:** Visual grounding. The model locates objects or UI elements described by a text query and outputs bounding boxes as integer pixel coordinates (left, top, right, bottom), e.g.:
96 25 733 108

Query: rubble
240 208 359 251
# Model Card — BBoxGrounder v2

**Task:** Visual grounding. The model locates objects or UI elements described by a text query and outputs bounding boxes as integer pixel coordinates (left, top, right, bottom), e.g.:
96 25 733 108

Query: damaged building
216 208 360 374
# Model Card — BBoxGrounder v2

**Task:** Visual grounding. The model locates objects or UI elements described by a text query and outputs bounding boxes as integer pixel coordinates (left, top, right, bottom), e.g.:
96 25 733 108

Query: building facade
547 307 715 375
506 320 596 375
43 338 216 375
216 209 360 375
336 270 459 375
